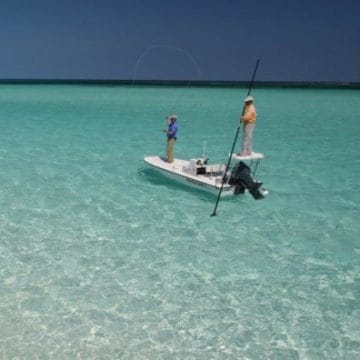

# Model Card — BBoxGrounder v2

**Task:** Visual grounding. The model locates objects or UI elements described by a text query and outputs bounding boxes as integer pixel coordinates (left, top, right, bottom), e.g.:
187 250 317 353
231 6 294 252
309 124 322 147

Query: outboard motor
229 161 267 199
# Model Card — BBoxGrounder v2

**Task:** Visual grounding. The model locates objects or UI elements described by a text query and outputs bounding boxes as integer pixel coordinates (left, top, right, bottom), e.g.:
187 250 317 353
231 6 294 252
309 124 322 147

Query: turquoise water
0 84 359 359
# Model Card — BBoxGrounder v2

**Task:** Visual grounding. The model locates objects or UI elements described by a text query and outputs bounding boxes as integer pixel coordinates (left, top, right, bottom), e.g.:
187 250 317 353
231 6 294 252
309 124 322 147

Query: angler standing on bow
163 114 178 163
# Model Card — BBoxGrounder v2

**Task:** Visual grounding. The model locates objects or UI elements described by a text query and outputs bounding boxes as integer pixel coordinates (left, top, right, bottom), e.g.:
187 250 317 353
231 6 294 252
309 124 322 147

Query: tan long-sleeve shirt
241 104 257 124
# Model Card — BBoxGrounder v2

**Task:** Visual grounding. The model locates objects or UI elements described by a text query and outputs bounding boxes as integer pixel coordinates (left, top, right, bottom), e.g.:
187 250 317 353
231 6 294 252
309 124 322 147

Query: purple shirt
167 122 178 139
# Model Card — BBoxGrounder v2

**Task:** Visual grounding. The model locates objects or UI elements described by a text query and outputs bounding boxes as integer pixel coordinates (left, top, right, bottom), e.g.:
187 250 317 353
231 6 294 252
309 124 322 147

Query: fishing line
132 44 203 135
131 44 202 85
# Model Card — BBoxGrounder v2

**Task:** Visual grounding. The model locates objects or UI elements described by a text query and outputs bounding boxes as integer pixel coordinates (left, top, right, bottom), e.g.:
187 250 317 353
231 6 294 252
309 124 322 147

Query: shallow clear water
0 84 359 359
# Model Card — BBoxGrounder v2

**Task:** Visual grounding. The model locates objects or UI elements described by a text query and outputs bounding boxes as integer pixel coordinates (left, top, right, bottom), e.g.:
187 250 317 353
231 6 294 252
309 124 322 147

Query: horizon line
0 79 359 89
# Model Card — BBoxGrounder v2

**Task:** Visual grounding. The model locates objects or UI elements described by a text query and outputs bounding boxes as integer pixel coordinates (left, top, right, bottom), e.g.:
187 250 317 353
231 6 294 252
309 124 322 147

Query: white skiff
144 152 268 198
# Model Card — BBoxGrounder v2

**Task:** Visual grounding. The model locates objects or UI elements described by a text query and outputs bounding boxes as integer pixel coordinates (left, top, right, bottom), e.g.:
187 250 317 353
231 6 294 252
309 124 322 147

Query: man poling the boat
211 59 261 216
238 96 256 156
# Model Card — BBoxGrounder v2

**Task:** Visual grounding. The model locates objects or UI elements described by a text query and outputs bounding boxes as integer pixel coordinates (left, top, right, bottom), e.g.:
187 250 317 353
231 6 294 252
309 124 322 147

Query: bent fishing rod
210 59 260 217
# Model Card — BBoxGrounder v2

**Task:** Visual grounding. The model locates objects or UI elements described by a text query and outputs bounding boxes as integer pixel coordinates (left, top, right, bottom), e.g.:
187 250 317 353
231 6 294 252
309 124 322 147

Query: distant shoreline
0 79 359 89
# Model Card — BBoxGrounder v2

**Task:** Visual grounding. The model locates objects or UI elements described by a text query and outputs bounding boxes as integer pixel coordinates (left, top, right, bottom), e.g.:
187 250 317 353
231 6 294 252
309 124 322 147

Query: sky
0 0 359 82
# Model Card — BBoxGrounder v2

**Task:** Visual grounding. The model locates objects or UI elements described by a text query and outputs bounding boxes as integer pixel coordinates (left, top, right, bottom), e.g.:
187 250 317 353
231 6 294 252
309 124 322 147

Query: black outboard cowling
229 161 267 199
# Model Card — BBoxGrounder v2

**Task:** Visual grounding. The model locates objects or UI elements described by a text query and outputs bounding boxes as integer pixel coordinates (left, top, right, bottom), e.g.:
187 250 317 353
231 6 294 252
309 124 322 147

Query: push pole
210 59 260 217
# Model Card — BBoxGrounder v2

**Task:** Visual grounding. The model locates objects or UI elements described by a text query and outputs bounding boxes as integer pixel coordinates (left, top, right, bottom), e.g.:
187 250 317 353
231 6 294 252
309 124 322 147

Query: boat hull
144 156 235 197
